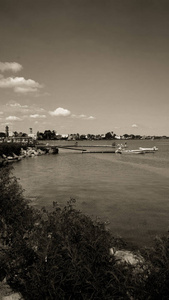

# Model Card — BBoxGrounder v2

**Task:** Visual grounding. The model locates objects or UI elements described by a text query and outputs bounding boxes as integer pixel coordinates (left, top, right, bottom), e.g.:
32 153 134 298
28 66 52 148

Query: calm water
13 139 169 247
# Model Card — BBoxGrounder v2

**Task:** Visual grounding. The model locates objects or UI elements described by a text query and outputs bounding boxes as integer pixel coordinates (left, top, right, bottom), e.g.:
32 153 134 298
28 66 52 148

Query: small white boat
115 149 145 154
5 154 22 162
139 146 158 153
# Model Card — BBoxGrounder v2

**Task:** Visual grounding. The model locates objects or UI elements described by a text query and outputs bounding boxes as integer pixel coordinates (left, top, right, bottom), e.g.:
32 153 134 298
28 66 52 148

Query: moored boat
115 149 145 154
139 146 158 153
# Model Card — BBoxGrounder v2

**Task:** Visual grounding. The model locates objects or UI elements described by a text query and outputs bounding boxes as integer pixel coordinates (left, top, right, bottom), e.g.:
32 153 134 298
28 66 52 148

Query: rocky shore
0 145 58 166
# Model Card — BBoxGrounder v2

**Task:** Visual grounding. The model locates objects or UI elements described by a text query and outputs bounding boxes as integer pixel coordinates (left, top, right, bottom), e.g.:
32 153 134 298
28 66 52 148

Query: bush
0 142 25 157
140 236 169 300
0 166 132 299
6 204 131 299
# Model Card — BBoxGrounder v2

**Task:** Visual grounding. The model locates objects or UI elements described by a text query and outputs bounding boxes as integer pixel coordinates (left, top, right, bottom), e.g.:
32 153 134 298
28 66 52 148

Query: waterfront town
0 126 168 144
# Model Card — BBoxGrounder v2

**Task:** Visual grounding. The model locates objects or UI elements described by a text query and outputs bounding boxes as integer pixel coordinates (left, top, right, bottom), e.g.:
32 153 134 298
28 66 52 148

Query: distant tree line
1 130 168 142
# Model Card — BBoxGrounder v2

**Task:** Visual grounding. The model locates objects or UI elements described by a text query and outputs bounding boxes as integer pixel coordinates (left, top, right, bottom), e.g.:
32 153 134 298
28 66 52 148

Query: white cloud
49 107 71 117
0 62 23 73
71 114 95 120
6 116 22 121
1 122 12 127
14 87 39 93
4 103 46 118
71 114 86 119
0 76 43 93
8 102 28 108
0 111 3 115
132 124 138 128
30 114 46 118
87 116 95 120
79 114 87 118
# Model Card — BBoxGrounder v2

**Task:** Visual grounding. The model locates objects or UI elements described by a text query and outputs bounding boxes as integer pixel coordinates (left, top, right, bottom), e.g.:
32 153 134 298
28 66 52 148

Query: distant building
11 136 34 143
28 133 37 140
114 135 121 139
28 128 37 140
5 126 9 137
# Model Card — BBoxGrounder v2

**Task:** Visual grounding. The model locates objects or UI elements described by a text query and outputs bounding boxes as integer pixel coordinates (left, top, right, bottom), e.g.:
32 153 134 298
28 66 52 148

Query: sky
0 0 169 136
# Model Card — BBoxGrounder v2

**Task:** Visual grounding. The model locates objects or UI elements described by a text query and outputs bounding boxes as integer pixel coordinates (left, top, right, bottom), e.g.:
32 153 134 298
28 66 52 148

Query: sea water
13 139 169 247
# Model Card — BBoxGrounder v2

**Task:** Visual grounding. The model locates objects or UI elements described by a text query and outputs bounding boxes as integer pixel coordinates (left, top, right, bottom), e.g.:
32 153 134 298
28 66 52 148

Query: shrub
140 236 169 299
1 165 169 299
0 166 132 299
0 165 36 241
0 142 25 157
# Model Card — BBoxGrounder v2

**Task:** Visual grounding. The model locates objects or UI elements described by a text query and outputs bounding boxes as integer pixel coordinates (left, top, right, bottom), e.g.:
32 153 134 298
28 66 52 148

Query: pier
82 150 115 153
35 143 118 154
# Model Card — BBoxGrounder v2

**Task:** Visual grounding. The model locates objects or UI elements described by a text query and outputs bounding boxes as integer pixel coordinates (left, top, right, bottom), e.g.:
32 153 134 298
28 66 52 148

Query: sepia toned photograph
0 0 169 299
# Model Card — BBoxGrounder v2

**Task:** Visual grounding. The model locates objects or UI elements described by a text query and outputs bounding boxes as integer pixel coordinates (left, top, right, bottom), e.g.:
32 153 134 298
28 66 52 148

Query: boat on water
115 149 145 155
2 153 22 162
139 146 158 153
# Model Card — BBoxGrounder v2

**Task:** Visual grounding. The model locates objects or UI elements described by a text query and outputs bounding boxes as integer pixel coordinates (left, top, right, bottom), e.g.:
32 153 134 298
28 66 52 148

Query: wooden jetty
79 145 116 148
35 143 117 154
57 145 86 151
82 150 115 154
58 144 116 148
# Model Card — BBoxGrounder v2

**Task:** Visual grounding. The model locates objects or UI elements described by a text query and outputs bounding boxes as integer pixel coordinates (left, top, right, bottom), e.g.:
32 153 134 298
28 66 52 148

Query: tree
37 131 44 140
13 131 18 137
105 131 115 139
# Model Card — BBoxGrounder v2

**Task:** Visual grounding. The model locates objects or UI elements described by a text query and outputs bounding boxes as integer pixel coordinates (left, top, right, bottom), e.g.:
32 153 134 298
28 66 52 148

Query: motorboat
139 146 158 153
2 153 22 162
115 149 145 154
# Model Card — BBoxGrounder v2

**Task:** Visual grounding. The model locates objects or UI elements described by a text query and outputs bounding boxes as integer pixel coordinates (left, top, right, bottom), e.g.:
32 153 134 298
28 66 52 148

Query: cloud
71 114 95 120
132 124 138 128
0 76 43 93
49 107 71 117
1 122 12 126
0 111 3 115
4 102 46 118
30 114 46 119
14 87 40 93
8 102 28 108
0 62 23 73
71 114 86 119
87 116 95 120
6 116 22 121
79 114 87 118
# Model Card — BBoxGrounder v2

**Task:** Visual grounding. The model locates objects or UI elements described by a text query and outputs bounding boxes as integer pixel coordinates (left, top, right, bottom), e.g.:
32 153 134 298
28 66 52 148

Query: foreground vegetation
0 142 27 157
0 165 169 299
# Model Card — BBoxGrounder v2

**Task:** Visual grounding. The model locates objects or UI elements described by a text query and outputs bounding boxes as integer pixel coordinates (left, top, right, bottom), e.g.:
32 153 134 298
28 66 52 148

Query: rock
110 248 144 265
0 281 22 300
2 293 22 300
